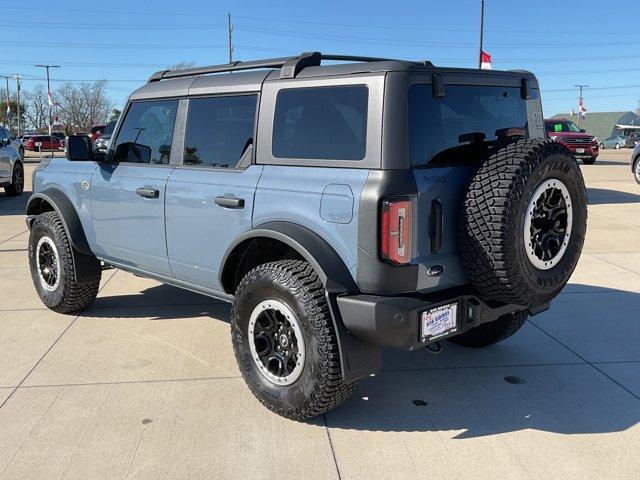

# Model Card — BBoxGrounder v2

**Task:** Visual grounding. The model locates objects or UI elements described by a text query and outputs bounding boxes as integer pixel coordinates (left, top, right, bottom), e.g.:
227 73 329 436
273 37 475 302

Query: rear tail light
380 198 413 265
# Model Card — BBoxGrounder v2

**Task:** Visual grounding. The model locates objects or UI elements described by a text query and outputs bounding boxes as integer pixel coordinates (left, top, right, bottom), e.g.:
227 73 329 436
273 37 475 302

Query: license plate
421 303 458 342
35 142 42 147
576 148 585 153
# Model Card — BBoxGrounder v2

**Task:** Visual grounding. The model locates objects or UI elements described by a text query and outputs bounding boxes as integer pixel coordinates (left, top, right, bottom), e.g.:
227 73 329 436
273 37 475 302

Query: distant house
550 111 640 141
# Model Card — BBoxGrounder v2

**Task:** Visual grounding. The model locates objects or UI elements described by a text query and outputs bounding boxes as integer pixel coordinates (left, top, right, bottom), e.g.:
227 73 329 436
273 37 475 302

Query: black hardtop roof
131 51 537 100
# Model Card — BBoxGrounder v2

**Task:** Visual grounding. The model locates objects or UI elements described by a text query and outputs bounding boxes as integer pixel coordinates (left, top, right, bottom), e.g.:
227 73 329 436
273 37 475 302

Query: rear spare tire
460 139 587 307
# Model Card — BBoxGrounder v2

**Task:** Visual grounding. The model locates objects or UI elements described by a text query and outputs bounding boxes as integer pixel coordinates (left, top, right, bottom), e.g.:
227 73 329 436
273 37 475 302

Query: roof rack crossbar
147 52 433 83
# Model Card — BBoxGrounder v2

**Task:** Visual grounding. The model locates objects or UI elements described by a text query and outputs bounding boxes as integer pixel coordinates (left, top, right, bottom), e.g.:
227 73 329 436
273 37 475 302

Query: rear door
90 99 179 276
165 94 261 291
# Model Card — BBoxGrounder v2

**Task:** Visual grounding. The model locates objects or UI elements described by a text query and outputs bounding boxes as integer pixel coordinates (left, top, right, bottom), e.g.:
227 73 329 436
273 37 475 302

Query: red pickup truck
544 119 599 164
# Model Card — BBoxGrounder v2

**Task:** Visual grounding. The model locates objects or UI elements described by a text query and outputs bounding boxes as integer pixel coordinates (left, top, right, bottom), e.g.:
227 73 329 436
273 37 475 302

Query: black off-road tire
448 311 528 348
582 157 596 165
231 260 356 420
28 211 101 313
460 139 587 307
4 162 24 197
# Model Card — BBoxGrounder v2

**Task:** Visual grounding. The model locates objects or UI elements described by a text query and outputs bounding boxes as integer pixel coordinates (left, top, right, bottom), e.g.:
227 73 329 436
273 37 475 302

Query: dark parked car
93 120 116 153
24 135 64 151
545 119 599 164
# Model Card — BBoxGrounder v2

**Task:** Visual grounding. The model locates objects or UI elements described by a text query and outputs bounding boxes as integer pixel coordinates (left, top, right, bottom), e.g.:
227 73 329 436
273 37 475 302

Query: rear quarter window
409 84 535 166
272 85 368 161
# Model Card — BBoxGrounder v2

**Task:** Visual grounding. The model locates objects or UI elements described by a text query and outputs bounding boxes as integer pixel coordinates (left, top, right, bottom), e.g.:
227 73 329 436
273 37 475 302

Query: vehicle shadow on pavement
587 188 640 205
0 189 30 216
325 284 640 437
87 284 230 321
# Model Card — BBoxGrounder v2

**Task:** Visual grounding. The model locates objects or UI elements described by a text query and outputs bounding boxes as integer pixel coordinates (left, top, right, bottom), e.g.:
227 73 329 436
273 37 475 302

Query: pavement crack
323 414 342 480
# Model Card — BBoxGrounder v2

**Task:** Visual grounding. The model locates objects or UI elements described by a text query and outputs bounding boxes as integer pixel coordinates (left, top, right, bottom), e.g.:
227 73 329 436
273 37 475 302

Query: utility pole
227 13 233 64
1 76 10 130
478 0 485 69
574 84 589 129
14 75 21 137
35 64 60 156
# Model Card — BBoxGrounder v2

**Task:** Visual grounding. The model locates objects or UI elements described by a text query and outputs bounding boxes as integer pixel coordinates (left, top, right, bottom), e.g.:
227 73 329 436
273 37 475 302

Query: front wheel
19 146 25 160
615 143 620 149
28 211 101 313
634 158 640 185
231 260 356 420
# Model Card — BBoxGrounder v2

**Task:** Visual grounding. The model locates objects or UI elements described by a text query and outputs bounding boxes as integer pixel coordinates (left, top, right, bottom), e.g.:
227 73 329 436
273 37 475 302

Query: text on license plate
421 303 458 341
576 148 585 153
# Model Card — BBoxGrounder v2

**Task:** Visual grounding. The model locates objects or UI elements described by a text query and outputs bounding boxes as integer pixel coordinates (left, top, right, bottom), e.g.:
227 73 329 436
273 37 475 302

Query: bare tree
169 61 196 71
21 84 49 131
55 80 113 133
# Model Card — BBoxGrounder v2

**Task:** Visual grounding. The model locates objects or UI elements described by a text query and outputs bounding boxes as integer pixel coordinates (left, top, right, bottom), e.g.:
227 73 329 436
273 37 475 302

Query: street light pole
1 76 10 131
14 75 21 138
35 64 60 156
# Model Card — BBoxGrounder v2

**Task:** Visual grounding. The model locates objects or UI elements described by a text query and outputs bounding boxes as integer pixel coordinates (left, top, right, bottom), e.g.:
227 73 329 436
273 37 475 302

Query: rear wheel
634 158 640 185
449 311 528 348
460 139 587 308
19 146 25 160
615 143 620 149
231 260 356 420
4 162 24 196
582 157 596 165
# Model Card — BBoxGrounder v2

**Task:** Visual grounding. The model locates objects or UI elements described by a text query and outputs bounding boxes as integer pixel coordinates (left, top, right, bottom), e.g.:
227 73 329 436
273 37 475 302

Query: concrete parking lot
1 151 639 480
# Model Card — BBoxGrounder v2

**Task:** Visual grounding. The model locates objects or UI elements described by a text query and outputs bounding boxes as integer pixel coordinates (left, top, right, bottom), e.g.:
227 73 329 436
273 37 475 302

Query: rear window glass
409 84 534 166
272 85 368 161
91 126 105 134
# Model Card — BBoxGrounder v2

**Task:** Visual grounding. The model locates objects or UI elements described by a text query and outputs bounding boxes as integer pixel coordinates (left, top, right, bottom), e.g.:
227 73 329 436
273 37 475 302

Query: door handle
136 187 159 199
215 196 245 209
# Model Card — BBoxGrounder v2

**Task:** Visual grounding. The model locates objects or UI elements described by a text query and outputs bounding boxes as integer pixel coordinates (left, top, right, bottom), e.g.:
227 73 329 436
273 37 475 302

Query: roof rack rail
147 52 433 83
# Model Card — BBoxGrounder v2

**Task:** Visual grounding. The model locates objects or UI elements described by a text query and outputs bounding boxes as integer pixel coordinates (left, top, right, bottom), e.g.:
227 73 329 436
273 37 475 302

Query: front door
165 94 260 291
90 99 179 276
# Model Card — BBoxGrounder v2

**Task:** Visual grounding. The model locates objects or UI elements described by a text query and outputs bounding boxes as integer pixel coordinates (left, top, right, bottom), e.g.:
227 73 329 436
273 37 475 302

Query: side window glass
272 85 368 161
183 95 257 168
112 100 178 164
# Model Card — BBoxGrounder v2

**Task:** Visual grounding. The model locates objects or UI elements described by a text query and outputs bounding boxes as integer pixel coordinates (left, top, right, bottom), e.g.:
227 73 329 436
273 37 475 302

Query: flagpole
478 0 485 69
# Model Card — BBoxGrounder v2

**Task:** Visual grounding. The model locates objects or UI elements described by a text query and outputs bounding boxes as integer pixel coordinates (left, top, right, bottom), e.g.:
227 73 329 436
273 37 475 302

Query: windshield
545 121 581 133
103 121 117 135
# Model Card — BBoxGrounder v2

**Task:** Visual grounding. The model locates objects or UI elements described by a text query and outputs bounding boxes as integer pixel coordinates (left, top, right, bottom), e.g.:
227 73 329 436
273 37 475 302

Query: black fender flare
26 189 100 283
220 221 381 383
220 221 358 294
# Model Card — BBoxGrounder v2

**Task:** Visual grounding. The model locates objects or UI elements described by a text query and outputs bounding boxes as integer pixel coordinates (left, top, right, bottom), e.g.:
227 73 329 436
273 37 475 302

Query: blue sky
4 0 640 116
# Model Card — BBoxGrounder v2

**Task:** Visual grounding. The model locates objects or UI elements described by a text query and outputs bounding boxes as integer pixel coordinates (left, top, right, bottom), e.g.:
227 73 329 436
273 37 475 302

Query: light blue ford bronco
26 53 587 419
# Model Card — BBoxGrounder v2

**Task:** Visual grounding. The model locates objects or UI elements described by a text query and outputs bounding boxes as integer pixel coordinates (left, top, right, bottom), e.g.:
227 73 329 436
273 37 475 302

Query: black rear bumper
336 288 548 350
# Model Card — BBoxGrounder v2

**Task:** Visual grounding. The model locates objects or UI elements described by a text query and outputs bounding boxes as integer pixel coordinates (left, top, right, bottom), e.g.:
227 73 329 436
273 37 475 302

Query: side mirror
580 129 586 133
66 135 104 162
